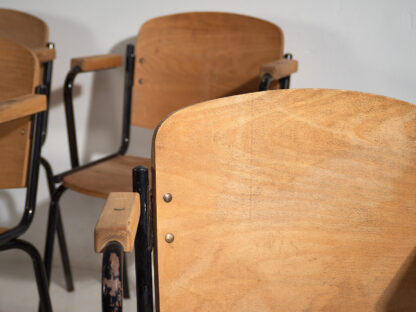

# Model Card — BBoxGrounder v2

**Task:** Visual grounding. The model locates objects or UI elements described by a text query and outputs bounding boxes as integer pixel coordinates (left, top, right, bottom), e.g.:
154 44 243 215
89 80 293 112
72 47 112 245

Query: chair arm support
33 47 56 63
95 192 141 253
0 94 46 123
260 58 298 80
71 54 122 72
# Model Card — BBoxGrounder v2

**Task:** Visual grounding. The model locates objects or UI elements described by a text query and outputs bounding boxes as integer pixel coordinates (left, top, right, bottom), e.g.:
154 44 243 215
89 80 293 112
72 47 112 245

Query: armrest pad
33 47 56 63
260 59 298 80
95 192 141 253
71 54 122 72
0 94 46 123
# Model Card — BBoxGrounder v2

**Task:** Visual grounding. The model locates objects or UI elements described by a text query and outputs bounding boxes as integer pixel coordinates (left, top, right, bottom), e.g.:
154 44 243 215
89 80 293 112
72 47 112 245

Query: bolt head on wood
163 193 172 202
165 233 174 243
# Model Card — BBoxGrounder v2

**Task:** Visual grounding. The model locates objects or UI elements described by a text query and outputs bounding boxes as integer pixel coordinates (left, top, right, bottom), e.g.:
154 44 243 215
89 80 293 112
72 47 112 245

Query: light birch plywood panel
132 12 283 129
153 89 416 311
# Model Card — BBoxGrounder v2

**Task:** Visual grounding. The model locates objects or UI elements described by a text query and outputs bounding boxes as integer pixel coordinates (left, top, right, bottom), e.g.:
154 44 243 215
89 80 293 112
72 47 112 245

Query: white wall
1 0 415 273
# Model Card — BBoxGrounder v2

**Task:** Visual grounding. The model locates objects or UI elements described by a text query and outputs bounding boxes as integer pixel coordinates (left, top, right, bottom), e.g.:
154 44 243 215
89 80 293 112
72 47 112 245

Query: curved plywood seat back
0 9 48 49
0 38 39 188
153 89 416 311
132 12 283 128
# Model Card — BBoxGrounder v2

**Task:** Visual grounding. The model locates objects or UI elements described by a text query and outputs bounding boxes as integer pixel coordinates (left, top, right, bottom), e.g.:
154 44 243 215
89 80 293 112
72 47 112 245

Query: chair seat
0 227 7 234
63 155 150 198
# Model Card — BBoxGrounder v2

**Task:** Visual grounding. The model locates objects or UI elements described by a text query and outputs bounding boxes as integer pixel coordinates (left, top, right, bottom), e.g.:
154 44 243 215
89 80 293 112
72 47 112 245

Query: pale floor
0 252 137 312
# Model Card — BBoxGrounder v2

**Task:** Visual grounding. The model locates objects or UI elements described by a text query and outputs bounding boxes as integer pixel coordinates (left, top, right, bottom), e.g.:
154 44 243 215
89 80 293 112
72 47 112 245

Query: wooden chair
0 8 74 291
95 89 416 311
44 12 298 296
0 38 51 312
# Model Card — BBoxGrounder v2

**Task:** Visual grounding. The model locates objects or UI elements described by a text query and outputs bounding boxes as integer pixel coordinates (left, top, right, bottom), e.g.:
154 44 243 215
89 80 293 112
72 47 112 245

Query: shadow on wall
377 247 416 311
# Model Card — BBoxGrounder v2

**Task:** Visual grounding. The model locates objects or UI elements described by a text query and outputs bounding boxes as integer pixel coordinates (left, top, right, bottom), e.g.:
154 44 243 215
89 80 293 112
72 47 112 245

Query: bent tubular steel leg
0 239 53 312
133 166 153 312
41 158 74 291
123 254 130 298
102 241 124 312
44 184 67 284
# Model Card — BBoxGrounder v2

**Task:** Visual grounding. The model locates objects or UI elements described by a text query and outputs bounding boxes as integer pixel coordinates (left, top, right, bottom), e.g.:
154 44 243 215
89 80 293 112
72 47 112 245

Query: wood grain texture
260 58 298 80
0 94 46 123
95 192 141 253
0 38 39 189
63 155 151 198
70 54 122 72
153 89 416 311
33 47 56 63
132 12 284 129
0 9 48 50
0 117 32 188
0 38 40 101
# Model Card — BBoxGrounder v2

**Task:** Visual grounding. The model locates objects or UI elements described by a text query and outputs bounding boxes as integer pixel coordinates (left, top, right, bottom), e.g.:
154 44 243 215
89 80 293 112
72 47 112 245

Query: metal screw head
165 233 174 243
163 193 172 203
138 79 143 84
139 57 145 64
20 129 25 135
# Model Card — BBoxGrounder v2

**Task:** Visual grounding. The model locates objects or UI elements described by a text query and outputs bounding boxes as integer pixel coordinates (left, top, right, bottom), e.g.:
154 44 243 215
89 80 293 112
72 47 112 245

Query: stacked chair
0 38 51 312
43 12 298 296
96 89 416 311
0 8 74 292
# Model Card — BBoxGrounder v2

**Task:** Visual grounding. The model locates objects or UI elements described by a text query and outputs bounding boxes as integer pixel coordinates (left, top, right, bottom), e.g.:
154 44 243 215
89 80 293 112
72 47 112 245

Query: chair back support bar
152 89 416 311
132 12 284 129
0 9 48 49
0 38 39 188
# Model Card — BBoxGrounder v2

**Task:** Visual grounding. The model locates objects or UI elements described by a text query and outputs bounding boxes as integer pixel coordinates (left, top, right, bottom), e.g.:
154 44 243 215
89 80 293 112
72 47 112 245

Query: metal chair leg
0 239 53 312
41 158 74 291
44 185 67 284
56 212 74 291
123 253 130 298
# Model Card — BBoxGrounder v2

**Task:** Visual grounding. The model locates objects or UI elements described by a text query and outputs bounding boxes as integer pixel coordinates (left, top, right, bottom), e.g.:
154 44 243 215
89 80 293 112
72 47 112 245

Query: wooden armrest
71 54 122 72
0 94 46 124
33 47 56 63
95 192 141 253
260 58 298 80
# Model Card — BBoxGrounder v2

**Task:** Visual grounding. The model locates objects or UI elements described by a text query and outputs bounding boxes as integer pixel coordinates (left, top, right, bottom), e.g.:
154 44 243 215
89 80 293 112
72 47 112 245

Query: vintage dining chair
43 12 298 296
0 8 74 291
0 38 51 312
95 89 416 311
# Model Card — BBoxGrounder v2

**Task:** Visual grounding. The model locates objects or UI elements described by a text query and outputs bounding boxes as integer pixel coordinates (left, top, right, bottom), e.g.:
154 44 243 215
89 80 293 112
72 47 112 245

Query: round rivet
139 57 145 64
165 233 174 243
138 79 143 84
163 193 172 203
20 129 25 135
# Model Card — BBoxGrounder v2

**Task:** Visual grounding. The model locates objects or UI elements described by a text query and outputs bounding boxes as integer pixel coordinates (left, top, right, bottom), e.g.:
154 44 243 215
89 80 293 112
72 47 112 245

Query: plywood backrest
153 89 416 311
132 12 283 129
0 38 39 188
0 9 48 49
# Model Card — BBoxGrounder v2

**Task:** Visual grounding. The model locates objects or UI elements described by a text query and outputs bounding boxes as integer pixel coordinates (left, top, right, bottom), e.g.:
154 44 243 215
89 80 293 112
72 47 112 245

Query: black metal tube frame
102 241 124 312
0 86 52 311
37 42 74 292
54 44 135 183
133 166 153 312
258 52 294 91
43 44 136 295
0 239 52 312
